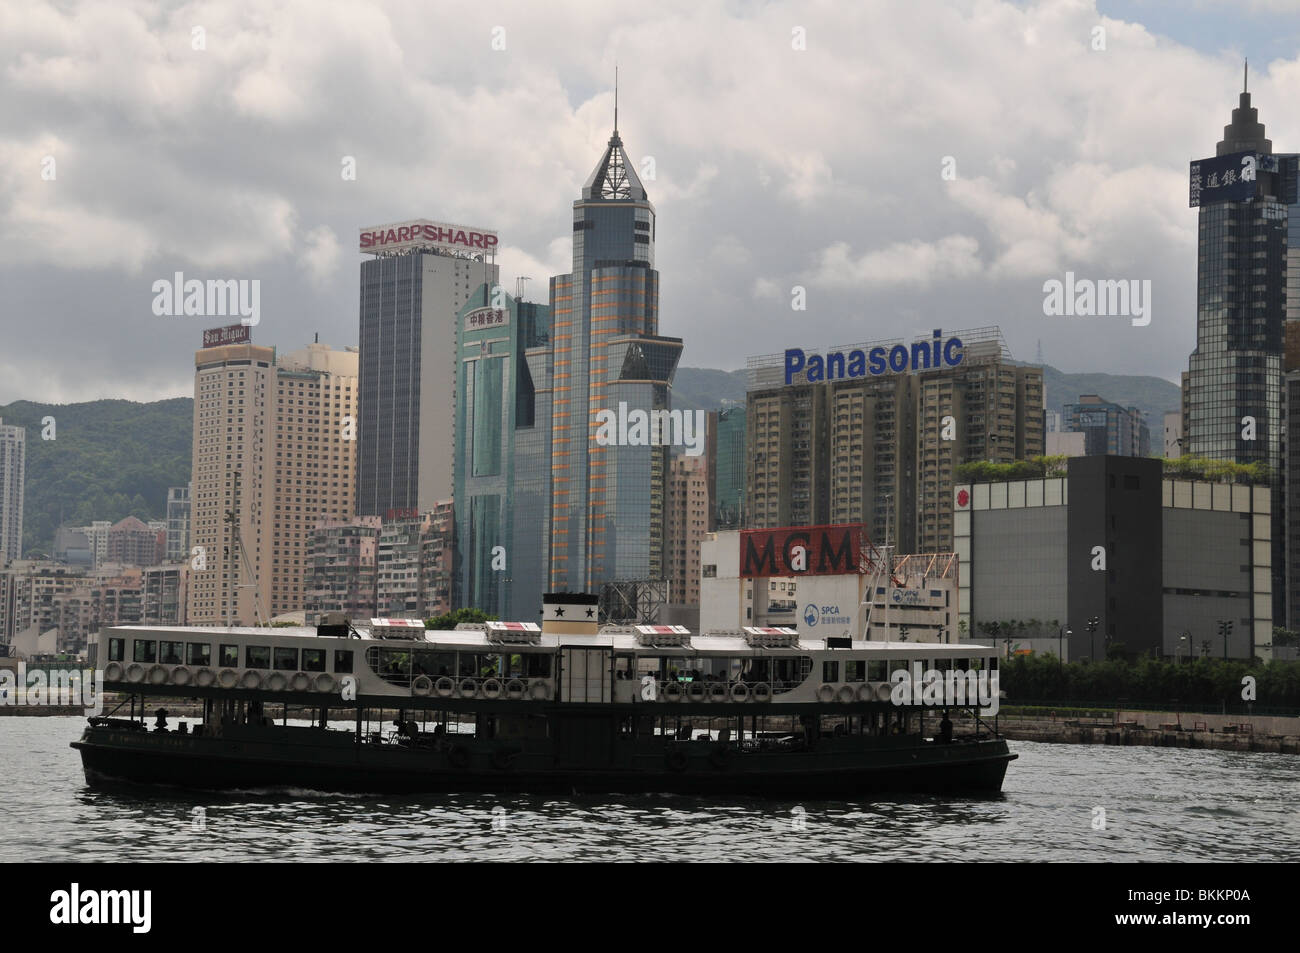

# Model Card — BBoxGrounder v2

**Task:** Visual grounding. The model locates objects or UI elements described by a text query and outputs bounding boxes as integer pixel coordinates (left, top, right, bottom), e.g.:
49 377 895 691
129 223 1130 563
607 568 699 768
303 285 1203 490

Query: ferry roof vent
635 624 691 647
485 621 542 644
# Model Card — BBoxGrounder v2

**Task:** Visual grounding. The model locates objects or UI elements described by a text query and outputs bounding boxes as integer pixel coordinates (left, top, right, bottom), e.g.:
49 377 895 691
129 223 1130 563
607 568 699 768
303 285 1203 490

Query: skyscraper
186 336 358 625
1186 70 1298 624
165 485 191 563
1062 395 1151 457
548 107 682 595
356 220 500 517
454 284 552 619
0 418 24 564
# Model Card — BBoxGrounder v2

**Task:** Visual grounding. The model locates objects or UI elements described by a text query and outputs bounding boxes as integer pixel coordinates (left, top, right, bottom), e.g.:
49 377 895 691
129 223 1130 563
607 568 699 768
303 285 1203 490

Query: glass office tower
1187 78 1298 627
454 285 552 619
548 119 682 593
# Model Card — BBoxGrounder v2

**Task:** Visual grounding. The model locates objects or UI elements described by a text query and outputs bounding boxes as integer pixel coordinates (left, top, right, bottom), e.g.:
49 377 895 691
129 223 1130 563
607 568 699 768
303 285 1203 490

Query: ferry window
160 641 183 665
107 638 125 662
614 655 634 679
868 660 888 681
302 649 326 672
133 640 157 663
525 654 551 678
414 651 454 677
371 648 410 683
845 660 865 682
956 658 969 671
506 654 526 677
220 644 239 667
935 658 952 672
246 646 270 669
334 650 354 673
822 661 839 682
274 647 299 671
186 643 211 666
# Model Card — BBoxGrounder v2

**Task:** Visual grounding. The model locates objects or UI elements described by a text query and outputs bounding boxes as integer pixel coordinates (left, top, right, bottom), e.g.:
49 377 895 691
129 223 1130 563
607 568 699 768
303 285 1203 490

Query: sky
1 0 1298 404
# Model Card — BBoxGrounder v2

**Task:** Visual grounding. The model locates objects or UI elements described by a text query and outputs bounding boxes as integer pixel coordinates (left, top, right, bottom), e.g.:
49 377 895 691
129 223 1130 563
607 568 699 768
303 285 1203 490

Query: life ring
730 682 750 702
314 673 336 693
291 672 312 692
874 683 893 703
195 667 216 688
817 684 836 703
708 745 734 770
837 686 857 704
434 676 455 698
171 666 192 687
687 681 707 701
856 683 875 703
752 682 772 702
148 664 168 686
412 675 433 697
482 678 503 700
490 747 516 770
447 745 472 770
529 681 550 701
665 748 689 772
104 662 124 682
505 679 526 700
126 663 145 683
664 681 684 702
708 683 728 701
239 670 263 690
266 672 287 692
218 668 239 689
459 678 479 699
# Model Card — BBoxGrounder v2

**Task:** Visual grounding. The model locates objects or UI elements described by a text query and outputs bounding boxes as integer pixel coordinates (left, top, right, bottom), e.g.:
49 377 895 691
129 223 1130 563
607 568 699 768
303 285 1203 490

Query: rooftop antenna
1244 57 1248 94
614 64 618 133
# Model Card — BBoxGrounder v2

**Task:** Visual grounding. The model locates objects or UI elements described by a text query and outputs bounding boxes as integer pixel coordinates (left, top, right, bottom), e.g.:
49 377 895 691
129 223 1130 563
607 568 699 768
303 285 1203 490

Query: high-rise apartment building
745 329 1042 554
106 516 163 567
186 336 358 625
666 455 709 606
356 220 500 517
547 114 682 596
166 485 191 563
0 418 24 564
453 285 552 619
1062 395 1151 457
304 515 380 625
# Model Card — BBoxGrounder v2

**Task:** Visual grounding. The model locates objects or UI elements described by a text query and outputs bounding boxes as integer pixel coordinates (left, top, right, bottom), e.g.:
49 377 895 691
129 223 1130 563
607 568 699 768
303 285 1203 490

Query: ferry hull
72 727 1015 797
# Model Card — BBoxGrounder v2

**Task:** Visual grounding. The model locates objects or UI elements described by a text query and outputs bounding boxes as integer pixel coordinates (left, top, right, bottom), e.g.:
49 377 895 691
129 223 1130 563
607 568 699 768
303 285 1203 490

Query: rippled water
5 716 1298 862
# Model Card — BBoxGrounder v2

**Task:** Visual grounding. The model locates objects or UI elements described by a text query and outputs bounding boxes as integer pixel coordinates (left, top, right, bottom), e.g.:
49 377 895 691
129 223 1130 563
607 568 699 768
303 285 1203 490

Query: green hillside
0 398 192 557
1038 364 1181 428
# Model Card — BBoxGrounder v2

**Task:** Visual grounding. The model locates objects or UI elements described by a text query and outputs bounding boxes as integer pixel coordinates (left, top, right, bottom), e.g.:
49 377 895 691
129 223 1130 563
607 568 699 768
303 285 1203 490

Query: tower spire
614 64 618 134
1244 57 1248 94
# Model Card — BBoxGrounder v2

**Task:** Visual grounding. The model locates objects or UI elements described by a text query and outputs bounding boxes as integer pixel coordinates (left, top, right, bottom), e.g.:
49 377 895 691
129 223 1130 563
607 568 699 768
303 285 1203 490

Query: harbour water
5 716 1298 862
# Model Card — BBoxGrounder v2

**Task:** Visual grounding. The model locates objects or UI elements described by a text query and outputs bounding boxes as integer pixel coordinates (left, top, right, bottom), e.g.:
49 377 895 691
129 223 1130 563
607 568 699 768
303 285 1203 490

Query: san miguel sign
740 524 866 578
359 219 499 256
202 324 250 348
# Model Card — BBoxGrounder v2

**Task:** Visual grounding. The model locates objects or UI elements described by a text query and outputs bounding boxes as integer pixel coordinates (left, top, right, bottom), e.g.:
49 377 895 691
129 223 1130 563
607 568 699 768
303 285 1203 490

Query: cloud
811 236 983 289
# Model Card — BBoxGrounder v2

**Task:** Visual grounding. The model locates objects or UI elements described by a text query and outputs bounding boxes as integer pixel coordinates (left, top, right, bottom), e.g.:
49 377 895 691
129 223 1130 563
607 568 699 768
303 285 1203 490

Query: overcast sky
2 0 1298 405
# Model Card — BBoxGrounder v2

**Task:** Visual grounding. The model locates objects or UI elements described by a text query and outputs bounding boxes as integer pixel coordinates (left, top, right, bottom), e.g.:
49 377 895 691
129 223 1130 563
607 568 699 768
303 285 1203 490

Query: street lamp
1058 625 1071 668
1217 620 1233 660
1176 632 1188 664
1087 616 1100 661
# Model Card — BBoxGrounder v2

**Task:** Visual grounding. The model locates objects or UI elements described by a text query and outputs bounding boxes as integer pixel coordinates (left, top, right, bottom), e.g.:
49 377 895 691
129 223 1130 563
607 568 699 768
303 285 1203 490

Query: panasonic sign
784 329 964 386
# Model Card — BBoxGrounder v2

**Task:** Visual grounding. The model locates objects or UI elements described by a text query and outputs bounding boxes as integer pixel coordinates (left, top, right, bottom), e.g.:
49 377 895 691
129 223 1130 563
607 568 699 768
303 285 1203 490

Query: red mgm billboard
740 524 866 578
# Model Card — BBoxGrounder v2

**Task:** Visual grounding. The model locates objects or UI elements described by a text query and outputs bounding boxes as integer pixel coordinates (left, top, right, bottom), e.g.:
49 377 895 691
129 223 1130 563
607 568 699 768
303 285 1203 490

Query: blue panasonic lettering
784 349 805 385
910 341 931 369
826 351 846 380
785 332 962 384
